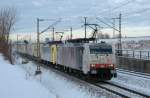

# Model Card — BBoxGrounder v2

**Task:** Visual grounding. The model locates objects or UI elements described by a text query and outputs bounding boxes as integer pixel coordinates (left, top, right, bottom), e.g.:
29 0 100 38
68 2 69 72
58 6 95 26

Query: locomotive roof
48 41 63 45
67 38 95 43
89 42 112 48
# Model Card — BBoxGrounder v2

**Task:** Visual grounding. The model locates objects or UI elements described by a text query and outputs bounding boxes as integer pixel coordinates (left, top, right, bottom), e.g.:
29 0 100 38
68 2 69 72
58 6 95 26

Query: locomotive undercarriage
89 68 117 80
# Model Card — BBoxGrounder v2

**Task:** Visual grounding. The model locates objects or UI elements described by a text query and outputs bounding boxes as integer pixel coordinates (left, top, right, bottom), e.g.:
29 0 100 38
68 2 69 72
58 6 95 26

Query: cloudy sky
1 0 150 40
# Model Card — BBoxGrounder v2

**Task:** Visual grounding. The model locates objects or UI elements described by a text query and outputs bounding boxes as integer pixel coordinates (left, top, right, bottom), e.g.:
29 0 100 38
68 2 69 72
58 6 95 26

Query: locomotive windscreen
90 43 112 54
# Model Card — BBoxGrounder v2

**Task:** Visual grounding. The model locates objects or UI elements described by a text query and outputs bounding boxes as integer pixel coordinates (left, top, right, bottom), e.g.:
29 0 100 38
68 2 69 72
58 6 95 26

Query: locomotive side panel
76 47 83 69
57 46 68 66
82 44 90 74
19 44 26 54
26 44 34 56
30 44 34 56
57 45 83 70
41 45 51 61
32 44 38 57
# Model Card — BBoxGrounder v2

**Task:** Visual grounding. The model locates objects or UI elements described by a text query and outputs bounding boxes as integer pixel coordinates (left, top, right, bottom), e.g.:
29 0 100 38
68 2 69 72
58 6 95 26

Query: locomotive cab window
89 44 113 54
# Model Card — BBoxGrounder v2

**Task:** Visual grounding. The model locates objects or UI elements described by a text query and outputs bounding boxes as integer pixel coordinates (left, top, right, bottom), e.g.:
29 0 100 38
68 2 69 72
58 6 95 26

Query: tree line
0 7 17 64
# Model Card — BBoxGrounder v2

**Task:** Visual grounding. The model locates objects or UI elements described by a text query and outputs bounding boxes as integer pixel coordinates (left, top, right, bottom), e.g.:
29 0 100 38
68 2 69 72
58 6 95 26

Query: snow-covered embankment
0 54 55 98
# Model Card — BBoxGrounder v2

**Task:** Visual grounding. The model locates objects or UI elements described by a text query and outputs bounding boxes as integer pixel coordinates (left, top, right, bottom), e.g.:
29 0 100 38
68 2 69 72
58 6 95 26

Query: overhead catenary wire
123 7 150 17
71 0 135 27
85 0 135 28
95 0 136 19
36 0 150 43
40 18 61 34
111 0 136 11
96 17 119 32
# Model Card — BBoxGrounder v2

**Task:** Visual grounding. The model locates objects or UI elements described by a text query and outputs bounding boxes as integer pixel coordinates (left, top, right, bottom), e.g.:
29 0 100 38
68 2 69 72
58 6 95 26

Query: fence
115 49 150 60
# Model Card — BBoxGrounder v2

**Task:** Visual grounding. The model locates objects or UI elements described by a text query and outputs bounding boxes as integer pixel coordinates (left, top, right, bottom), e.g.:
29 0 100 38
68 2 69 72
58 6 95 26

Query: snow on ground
111 71 150 96
15 57 120 98
0 54 55 98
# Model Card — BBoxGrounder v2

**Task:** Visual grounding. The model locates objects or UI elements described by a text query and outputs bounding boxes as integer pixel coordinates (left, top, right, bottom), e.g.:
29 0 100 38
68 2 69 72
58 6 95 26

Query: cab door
50 45 57 64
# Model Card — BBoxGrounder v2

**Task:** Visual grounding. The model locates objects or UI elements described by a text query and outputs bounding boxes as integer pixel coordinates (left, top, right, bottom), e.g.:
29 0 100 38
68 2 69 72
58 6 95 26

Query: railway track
95 81 149 98
20 54 149 98
117 68 150 79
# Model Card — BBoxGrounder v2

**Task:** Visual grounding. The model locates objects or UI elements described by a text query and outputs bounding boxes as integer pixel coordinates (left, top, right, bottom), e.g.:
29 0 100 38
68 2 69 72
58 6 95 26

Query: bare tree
0 7 17 64
0 7 17 42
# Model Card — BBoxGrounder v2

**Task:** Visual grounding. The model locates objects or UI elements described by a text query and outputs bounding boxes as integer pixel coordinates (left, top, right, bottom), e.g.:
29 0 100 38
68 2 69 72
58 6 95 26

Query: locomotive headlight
91 64 95 67
109 64 114 67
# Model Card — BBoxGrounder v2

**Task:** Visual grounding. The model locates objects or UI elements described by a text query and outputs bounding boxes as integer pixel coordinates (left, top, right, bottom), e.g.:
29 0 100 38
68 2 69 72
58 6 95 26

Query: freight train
16 38 117 80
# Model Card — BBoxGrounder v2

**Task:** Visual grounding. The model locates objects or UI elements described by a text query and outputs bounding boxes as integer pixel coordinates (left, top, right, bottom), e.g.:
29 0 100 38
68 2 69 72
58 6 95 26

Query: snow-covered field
111 71 150 96
0 54 55 98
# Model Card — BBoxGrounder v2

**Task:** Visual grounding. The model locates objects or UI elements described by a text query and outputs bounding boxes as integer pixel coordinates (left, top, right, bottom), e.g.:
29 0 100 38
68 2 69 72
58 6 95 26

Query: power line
58 0 135 28
92 0 135 28
96 17 119 32
123 8 150 17
97 0 135 16
40 18 61 34
111 0 135 11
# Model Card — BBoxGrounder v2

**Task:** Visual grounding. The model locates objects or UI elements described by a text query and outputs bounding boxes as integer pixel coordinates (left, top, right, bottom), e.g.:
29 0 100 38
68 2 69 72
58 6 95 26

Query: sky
1 0 150 41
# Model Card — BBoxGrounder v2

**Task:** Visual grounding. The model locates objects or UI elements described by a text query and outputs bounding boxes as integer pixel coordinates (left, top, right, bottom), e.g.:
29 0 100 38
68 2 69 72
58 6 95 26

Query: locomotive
16 38 117 80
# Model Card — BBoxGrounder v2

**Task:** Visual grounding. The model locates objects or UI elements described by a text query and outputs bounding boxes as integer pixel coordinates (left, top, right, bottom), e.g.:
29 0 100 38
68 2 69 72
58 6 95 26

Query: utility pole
112 18 116 38
111 13 122 56
37 18 41 58
17 34 19 53
118 13 122 56
84 17 87 39
35 18 60 75
36 18 41 75
29 33 31 42
52 27 55 41
70 27 72 39
96 14 122 55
